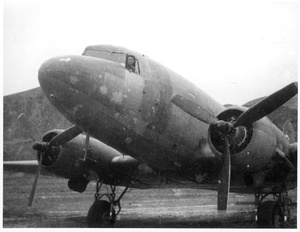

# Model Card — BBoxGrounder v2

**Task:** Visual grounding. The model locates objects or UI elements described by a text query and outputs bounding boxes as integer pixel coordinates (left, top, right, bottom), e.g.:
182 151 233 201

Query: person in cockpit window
126 55 136 72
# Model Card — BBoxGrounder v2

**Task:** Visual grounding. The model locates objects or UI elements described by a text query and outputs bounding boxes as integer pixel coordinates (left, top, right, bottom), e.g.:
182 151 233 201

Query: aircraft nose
38 55 126 118
39 55 124 93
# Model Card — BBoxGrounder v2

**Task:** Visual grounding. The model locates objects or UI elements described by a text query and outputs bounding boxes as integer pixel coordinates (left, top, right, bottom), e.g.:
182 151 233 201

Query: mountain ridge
4 88 297 161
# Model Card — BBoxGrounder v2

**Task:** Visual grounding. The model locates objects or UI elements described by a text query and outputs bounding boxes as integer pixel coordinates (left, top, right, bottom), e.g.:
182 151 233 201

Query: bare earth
3 171 297 228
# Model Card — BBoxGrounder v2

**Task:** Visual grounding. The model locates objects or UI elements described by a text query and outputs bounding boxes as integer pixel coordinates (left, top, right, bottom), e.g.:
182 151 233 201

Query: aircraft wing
4 160 57 177
4 160 42 175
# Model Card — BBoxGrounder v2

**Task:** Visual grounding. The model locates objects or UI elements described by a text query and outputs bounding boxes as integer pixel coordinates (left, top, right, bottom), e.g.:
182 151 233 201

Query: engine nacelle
208 106 290 173
37 129 123 179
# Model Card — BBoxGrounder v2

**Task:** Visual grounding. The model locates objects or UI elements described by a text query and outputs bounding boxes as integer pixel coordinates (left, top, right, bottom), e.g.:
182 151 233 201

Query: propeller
233 82 298 128
171 95 218 124
18 113 82 206
18 113 41 141
18 113 42 206
27 157 42 206
171 82 298 212
217 137 231 212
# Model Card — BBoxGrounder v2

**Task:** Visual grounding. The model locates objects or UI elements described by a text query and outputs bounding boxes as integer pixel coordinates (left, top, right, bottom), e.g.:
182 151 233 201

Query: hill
3 87 72 161
3 88 298 161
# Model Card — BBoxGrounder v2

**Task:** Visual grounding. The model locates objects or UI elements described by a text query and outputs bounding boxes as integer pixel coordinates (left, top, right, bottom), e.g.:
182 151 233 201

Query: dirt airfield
3 171 297 228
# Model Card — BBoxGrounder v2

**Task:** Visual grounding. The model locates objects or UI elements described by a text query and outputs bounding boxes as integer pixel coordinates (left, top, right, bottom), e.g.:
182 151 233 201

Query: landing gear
255 190 292 228
87 200 115 227
87 180 129 227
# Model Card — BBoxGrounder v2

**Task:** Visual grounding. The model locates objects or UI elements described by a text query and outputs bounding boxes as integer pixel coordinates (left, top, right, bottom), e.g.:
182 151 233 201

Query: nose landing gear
87 180 129 227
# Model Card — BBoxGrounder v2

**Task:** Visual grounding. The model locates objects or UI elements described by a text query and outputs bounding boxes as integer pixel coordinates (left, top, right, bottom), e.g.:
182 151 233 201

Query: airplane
4 45 297 228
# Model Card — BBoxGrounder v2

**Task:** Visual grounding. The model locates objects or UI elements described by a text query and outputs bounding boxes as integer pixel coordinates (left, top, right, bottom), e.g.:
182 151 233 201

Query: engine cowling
208 106 290 173
37 129 124 179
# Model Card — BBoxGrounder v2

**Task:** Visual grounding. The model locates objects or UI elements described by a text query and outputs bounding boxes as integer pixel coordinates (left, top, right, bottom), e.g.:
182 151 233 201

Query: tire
87 200 116 228
257 201 284 228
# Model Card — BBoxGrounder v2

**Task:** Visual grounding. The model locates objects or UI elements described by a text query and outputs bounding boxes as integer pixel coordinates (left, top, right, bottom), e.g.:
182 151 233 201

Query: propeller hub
32 142 48 152
209 107 253 156
212 120 234 136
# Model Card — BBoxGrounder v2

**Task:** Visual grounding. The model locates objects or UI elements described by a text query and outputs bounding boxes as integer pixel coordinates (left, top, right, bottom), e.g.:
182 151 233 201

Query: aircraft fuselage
38 45 295 192
38 45 224 173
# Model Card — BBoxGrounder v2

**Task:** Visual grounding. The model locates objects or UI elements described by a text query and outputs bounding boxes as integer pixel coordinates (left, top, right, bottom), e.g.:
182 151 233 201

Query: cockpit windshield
84 49 126 67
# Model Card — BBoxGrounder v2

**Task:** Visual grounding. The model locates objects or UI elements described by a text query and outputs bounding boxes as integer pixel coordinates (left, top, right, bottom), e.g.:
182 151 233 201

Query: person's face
128 57 134 65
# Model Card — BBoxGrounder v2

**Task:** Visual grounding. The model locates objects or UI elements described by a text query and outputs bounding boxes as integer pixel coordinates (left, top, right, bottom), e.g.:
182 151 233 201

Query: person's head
127 56 135 66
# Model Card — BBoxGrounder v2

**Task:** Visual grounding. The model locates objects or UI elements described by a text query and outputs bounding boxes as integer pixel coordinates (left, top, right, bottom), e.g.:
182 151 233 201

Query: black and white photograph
3 0 298 228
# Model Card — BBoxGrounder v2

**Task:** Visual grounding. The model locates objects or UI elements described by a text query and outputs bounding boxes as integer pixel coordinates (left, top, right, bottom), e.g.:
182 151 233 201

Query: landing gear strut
87 180 129 227
255 190 292 228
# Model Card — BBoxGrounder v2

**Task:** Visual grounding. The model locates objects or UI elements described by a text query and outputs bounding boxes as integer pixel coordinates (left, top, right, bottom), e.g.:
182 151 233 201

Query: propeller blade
48 125 82 147
217 137 231 212
171 94 218 124
28 165 41 207
18 113 41 141
234 82 298 128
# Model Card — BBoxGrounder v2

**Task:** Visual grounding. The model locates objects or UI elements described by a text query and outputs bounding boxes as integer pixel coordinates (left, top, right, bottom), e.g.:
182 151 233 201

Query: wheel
87 200 116 227
257 201 284 228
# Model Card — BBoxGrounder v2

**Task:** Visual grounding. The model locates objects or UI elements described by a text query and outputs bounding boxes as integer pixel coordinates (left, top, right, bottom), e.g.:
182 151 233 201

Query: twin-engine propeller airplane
4 45 297 228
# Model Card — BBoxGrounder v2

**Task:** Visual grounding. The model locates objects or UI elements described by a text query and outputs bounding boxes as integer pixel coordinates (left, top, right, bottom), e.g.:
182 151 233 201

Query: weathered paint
39 51 221 171
38 45 296 191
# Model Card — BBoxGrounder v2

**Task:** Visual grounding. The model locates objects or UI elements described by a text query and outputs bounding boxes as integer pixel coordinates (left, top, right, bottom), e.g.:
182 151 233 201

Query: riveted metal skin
37 45 296 192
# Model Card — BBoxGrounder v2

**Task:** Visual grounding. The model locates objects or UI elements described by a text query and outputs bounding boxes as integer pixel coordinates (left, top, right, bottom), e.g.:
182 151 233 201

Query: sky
3 0 298 105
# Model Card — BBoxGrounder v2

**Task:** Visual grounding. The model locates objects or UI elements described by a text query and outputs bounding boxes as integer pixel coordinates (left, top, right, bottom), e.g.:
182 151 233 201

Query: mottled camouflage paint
37 45 296 191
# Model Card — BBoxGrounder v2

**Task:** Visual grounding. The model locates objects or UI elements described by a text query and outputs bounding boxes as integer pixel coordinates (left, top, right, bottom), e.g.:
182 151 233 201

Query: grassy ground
3 171 297 228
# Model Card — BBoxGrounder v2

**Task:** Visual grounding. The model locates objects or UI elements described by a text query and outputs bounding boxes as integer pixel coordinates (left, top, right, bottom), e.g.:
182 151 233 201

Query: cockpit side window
126 54 140 74
83 49 140 74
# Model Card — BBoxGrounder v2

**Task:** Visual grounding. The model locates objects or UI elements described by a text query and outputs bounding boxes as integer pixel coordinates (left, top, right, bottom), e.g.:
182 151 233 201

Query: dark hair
127 55 135 61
